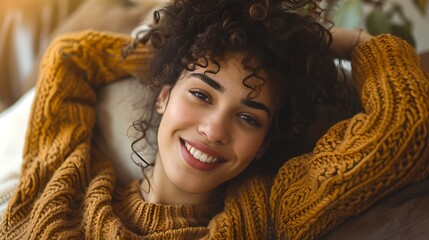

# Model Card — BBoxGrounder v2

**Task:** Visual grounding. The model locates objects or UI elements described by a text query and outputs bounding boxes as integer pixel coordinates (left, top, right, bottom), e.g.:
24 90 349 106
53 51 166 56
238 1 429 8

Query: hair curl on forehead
184 51 268 99
129 0 355 172
138 0 331 96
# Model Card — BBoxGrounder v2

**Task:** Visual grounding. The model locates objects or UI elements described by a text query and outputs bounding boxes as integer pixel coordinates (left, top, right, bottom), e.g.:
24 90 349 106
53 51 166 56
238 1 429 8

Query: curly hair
130 0 356 174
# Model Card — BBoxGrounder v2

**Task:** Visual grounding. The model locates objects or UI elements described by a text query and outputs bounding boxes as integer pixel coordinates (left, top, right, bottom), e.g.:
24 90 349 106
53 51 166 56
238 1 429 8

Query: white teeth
200 154 209 162
185 142 220 163
194 150 202 160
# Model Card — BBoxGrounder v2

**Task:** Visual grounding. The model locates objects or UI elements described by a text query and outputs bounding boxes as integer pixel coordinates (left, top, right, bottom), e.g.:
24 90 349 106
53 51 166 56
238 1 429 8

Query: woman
1 0 428 239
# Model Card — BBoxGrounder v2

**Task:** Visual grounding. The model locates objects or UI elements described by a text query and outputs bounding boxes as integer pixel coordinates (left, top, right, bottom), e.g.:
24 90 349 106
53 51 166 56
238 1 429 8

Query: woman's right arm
270 34 429 239
0 31 152 236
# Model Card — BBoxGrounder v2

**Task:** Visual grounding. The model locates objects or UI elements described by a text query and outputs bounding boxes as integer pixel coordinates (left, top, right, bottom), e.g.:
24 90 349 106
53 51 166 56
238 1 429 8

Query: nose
198 111 230 144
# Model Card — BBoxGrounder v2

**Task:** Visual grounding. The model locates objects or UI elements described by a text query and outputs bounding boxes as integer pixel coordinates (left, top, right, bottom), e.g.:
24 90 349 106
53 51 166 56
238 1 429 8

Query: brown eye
189 90 211 103
237 114 261 128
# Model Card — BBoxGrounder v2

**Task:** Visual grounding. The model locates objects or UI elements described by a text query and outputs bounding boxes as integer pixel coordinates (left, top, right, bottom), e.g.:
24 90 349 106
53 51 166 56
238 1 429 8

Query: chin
170 173 222 194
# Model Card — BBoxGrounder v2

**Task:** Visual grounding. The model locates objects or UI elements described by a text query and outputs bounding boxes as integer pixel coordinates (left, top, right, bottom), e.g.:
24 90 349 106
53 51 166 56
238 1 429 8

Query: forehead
192 52 274 94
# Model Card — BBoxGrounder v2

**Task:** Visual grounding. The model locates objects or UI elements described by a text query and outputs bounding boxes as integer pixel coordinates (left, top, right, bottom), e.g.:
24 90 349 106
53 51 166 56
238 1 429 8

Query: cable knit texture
0 31 428 239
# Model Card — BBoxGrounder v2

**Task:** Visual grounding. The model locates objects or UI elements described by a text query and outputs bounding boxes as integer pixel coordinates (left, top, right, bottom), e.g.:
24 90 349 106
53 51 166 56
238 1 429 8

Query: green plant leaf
391 24 416 47
334 0 363 29
366 9 392 36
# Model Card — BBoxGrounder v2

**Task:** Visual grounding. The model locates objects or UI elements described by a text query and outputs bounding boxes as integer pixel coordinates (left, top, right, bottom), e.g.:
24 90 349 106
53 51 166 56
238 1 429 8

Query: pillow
0 89 35 183
0 89 35 219
94 78 160 184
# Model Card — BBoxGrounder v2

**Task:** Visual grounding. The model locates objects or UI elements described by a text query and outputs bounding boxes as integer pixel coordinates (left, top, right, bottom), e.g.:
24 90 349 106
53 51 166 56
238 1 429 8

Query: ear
156 85 172 114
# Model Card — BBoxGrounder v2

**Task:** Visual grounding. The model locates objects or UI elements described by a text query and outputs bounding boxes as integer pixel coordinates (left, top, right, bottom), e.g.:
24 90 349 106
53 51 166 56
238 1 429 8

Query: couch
1 0 428 239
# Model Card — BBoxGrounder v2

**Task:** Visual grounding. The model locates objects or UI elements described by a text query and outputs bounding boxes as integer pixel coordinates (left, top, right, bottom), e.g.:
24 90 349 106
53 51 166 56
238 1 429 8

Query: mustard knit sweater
1 31 428 239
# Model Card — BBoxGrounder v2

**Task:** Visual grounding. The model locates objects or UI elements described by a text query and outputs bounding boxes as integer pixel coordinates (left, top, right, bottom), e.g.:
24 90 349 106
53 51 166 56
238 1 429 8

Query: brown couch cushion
324 178 429 240
0 0 162 108
0 0 84 106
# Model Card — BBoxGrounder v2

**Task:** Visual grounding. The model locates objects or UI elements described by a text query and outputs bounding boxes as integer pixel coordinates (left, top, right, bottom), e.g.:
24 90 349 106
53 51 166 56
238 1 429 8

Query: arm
329 27 373 60
21 31 151 172
207 176 271 239
270 34 429 239
1 30 151 233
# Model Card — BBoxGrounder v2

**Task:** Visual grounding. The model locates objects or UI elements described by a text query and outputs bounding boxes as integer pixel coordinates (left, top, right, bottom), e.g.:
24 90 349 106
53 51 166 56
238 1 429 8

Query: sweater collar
113 180 221 236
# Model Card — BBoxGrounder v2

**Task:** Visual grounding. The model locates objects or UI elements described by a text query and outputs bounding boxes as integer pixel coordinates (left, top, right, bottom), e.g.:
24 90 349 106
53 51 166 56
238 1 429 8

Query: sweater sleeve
270 34 429 239
0 31 152 236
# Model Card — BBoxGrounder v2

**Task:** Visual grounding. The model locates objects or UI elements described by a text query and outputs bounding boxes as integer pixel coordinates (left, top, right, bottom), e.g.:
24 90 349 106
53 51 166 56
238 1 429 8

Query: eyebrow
189 73 225 92
189 72 271 117
241 99 271 117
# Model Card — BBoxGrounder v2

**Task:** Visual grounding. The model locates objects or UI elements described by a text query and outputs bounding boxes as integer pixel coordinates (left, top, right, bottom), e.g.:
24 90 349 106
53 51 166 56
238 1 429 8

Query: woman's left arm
270 33 429 239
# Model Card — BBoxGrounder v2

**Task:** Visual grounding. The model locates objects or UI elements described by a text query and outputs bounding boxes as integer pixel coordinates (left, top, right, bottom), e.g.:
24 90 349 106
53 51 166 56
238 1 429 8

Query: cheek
158 95 196 136
233 131 266 166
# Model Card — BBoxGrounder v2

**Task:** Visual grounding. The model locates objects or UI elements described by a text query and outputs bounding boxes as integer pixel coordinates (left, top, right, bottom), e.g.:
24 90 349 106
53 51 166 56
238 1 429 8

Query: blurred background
325 0 429 76
0 0 161 111
0 0 428 112
327 0 428 51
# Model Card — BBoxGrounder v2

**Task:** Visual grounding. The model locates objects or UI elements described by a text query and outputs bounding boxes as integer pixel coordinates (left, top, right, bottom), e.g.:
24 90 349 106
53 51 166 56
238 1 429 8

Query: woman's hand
330 27 373 60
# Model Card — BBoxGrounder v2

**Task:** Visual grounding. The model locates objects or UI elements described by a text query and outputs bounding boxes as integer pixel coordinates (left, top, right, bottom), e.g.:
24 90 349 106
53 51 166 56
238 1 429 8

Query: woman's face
155 52 275 194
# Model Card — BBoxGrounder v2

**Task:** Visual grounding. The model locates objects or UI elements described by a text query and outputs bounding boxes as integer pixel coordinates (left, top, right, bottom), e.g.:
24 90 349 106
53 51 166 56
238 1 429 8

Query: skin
141 52 276 205
330 27 373 59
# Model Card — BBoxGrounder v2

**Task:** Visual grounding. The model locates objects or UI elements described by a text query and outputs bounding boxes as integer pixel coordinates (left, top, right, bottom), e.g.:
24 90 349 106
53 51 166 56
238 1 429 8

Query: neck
140 154 222 205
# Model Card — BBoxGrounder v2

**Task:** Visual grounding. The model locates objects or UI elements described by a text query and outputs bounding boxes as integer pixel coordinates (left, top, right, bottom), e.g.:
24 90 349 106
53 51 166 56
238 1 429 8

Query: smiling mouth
184 142 221 163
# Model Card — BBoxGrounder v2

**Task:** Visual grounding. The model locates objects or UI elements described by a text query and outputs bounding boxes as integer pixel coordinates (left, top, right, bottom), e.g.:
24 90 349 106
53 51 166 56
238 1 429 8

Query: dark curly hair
129 0 356 175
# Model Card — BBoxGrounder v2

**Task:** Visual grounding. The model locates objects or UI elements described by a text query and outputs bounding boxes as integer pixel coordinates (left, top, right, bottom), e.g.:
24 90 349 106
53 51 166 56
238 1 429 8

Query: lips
180 139 225 171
